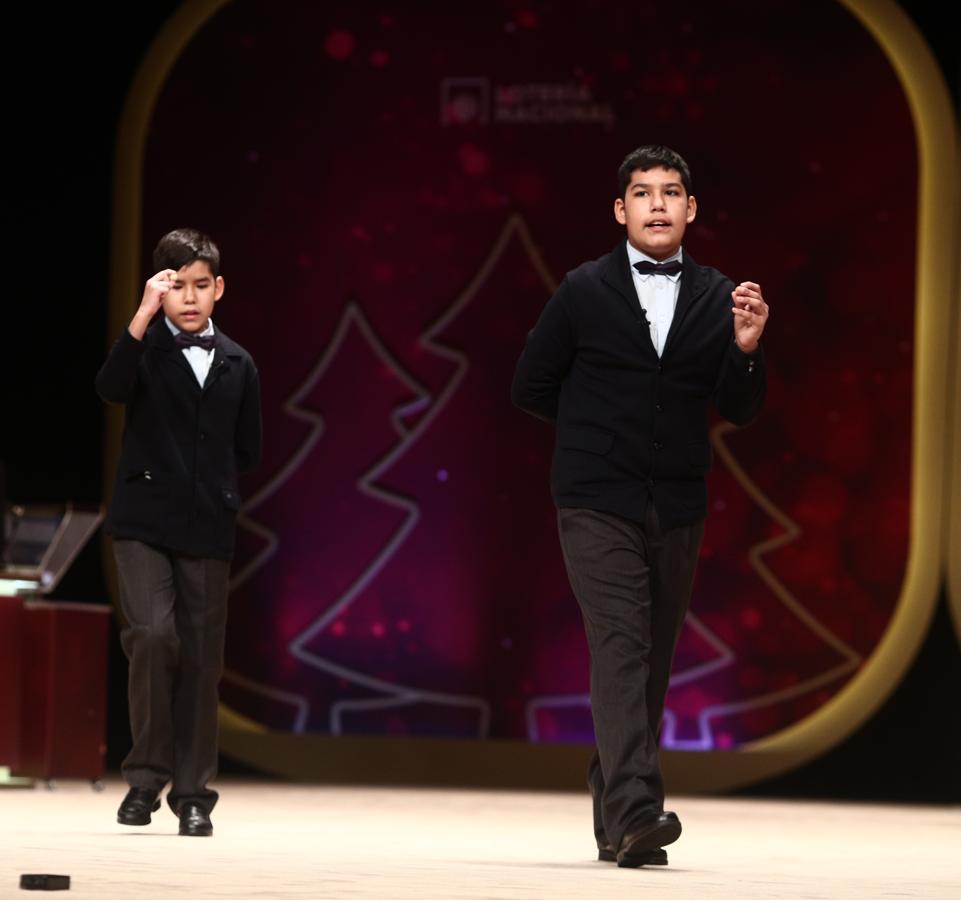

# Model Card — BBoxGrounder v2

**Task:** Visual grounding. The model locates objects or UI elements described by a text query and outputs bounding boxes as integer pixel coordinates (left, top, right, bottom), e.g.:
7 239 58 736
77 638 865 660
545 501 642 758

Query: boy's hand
731 282 768 354
128 269 178 340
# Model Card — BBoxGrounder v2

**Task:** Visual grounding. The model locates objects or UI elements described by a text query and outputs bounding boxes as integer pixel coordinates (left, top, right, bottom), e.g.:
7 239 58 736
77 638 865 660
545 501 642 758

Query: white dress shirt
626 241 683 358
165 316 215 386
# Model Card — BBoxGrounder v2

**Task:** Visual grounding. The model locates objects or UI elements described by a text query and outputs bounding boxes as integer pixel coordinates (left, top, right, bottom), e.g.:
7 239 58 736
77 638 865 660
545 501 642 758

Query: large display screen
132 0 920 749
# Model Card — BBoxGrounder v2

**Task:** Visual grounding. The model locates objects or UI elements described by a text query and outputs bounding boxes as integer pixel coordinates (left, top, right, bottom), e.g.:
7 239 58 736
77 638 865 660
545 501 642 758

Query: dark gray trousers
557 505 704 852
113 539 230 814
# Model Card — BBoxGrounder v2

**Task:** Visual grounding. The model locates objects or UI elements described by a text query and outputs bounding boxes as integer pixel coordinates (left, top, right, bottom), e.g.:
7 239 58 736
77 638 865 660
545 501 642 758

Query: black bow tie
633 260 683 276
174 332 216 351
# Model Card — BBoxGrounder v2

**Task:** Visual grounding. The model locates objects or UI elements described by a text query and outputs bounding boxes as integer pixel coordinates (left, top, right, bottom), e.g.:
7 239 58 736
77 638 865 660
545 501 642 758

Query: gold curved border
948 206 961 645
108 0 959 787
106 0 233 356
736 0 960 782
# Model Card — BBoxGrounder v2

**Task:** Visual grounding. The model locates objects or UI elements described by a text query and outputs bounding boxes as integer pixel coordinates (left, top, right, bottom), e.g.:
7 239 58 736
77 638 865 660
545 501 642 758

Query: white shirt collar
626 240 683 277
165 316 215 338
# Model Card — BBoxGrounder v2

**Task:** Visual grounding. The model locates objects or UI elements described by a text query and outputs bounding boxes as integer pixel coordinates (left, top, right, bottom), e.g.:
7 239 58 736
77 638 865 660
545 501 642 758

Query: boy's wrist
128 308 156 341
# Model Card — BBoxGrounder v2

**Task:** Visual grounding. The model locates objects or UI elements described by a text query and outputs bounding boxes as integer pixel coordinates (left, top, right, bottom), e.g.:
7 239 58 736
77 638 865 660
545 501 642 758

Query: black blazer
512 243 766 530
96 321 262 560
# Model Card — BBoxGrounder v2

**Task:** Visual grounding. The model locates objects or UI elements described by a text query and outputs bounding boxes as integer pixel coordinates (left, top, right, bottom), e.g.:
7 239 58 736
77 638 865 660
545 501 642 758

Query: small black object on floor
19 874 71 891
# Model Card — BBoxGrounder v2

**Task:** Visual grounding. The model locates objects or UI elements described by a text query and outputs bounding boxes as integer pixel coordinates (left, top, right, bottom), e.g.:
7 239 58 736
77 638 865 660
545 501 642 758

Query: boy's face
162 260 224 332
614 166 697 260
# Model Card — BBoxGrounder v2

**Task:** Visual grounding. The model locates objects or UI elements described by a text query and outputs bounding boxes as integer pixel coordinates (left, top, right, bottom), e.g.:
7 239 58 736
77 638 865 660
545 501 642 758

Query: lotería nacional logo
441 77 614 127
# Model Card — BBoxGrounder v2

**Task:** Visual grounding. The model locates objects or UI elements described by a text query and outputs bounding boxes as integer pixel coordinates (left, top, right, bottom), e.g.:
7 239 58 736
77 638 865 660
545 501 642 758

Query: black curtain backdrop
5 1 959 800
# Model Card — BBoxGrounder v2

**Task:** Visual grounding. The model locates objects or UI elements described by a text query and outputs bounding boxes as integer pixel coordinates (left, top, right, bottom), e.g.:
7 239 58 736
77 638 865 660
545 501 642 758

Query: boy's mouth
646 220 671 230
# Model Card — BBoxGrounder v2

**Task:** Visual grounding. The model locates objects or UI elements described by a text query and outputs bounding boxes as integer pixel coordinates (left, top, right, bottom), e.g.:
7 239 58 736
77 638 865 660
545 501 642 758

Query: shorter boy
96 228 262 836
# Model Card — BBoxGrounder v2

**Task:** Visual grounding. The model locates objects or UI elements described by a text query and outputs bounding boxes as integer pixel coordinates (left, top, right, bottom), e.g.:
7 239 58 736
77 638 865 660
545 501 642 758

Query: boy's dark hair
617 145 693 197
153 228 221 276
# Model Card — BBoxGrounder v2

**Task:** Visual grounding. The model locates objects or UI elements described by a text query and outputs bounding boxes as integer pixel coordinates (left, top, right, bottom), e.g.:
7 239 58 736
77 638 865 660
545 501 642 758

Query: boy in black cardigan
97 228 261 836
513 146 768 867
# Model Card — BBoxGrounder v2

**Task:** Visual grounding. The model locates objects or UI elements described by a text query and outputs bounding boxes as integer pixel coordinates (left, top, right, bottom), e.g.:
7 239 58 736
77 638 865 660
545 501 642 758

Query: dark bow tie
174 332 216 351
633 260 683 276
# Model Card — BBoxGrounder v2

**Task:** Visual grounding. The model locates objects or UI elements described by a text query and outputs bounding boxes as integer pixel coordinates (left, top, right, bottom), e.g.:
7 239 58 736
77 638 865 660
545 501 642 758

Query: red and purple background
140 0 916 747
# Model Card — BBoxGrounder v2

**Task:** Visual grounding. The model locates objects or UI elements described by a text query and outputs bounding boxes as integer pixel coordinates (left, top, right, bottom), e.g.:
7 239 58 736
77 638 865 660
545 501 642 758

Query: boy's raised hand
731 281 769 354
129 269 178 340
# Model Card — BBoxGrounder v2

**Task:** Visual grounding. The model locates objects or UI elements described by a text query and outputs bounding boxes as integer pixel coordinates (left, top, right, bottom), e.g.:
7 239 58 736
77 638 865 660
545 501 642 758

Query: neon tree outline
226 215 560 735
225 214 863 747
525 421 863 748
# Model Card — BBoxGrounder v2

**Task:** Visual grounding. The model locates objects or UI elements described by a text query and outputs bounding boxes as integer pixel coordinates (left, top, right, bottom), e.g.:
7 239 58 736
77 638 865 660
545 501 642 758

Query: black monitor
0 503 103 597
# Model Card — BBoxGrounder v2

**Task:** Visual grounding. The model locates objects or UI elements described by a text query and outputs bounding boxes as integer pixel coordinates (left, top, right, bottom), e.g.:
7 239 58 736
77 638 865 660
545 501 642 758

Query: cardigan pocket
114 467 167 526
559 426 616 455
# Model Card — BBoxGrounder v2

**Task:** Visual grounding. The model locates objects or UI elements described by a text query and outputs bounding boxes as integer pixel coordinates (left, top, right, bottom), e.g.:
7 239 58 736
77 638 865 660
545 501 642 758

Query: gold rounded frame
105 0 960 790
949 237 961 645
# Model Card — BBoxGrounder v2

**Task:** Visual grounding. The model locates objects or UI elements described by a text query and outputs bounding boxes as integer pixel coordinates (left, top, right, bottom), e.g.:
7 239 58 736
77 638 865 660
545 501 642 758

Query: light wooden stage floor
2 779 958 898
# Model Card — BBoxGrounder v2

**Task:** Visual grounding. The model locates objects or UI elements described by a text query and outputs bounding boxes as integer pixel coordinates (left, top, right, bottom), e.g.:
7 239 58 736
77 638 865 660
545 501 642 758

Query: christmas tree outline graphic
224 214 563 735
526 418 864 749
225 302 489 733
224 214 863 746
655 421 863 750
524 609 737 741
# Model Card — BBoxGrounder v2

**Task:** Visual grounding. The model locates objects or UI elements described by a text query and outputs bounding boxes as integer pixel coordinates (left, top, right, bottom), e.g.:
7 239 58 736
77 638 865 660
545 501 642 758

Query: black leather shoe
178 803 213 837
598 844 667 865
117 788 161 826
617 811 682 868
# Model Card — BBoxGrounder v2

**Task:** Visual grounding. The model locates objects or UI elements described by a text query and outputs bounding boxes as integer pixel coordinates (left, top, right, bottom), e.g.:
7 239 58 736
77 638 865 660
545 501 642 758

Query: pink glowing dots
324 29 356 61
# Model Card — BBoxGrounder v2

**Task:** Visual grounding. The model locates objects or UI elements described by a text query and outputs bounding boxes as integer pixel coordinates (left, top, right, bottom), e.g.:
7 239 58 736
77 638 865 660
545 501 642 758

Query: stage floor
2 779 958 898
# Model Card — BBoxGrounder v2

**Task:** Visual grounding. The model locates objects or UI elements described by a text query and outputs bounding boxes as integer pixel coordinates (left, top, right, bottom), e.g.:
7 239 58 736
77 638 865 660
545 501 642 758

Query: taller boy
96 229 262 836
512 146 768 866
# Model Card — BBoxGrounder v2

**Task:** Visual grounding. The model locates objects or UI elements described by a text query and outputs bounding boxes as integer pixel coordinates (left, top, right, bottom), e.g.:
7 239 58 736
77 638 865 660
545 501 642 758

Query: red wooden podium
1 504 108 783
17 601 111 780
0 596 24 769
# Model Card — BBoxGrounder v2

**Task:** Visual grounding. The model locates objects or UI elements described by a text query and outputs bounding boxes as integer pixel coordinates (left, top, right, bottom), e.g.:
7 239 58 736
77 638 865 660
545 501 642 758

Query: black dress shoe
117 788 161 826
178 803 213 837
617 811 682 868
598 844 668 865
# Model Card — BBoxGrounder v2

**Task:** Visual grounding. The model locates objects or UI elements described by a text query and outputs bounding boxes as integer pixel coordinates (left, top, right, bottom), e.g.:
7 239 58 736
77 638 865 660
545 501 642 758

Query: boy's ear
686 195 697 224
214 275 225 301
614 197 627 225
